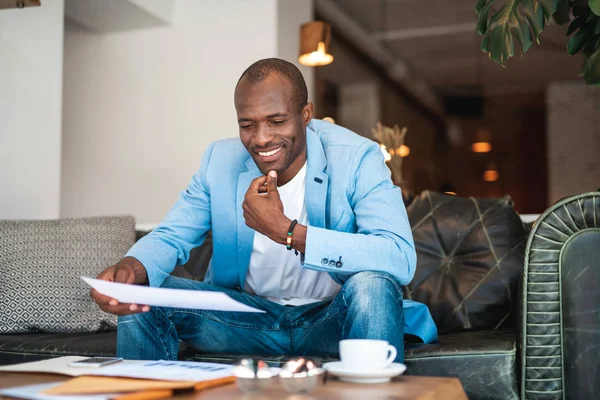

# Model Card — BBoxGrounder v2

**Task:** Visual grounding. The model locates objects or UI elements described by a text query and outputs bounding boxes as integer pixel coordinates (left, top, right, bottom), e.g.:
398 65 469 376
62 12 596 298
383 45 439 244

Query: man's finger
249 175 268 192
257 182 268 194
267 170 278 194
99 302 150 316
90 288 116 305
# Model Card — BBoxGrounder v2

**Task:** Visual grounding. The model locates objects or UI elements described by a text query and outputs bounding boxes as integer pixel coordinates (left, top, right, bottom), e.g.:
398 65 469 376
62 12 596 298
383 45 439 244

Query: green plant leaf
539 0 558 14
582 49 600 84
553 0 572 23
568 16 583 34
513 11 535 50
584 34 600 52
589 0 600 16
476 0 494 34
476 0 558 65
475 0 491 13
568 24 592 54
566 1 600 84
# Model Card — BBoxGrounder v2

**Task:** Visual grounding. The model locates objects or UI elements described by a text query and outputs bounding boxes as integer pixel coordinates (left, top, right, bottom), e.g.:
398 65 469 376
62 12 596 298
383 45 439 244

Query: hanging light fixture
470 32 492 154
0 0 40 9
298 21 334 67
472 126 492 153
483 162 499 182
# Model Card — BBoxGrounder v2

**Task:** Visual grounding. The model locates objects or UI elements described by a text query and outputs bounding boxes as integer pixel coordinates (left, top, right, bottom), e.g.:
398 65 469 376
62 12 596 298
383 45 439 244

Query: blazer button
328 260 336 267
321 258 329 266
335 256 343 268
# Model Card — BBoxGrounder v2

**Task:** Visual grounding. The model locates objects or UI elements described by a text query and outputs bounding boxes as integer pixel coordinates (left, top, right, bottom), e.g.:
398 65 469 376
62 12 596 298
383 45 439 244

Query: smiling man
91 58 437 362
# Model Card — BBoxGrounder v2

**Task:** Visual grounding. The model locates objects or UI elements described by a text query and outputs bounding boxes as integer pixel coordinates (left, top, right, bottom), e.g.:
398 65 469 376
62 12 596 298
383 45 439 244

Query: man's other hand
243 170 289 244
90 257 151 316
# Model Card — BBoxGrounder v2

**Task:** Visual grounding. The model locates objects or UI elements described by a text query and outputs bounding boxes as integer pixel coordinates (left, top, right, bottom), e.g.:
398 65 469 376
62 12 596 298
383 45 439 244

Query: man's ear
303 102 314 126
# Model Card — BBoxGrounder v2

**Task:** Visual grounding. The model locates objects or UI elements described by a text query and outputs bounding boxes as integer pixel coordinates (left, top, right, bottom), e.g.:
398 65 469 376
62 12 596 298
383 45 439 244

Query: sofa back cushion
406 191 527 334
0 216 135 334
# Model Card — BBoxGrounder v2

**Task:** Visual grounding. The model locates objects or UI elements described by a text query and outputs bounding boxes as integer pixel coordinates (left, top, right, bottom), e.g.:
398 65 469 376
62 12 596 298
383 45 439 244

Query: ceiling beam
373 22 476 41
64 0 173 33
316 0 445 121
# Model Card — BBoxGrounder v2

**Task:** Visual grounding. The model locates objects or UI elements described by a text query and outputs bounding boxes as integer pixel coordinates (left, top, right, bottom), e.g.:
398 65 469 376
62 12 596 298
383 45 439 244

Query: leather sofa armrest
520 191 600 399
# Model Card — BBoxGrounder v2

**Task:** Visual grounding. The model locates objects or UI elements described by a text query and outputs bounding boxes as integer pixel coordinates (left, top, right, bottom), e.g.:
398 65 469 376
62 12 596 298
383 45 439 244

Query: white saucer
322 362 407 384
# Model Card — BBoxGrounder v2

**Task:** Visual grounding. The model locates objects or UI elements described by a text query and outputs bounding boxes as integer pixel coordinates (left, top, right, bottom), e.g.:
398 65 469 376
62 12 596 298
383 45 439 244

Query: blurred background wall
0 0 64 219
1 0 598 224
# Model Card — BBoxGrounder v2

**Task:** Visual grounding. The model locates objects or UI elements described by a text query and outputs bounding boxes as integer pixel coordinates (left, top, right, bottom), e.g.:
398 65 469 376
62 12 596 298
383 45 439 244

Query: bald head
236 58 308 113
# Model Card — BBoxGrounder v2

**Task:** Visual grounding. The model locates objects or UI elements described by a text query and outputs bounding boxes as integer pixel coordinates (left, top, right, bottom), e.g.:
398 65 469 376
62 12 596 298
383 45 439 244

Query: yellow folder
41 375 234 395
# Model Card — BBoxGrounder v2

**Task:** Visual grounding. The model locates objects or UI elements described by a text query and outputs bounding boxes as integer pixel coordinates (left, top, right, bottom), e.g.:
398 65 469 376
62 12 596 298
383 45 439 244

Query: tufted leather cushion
406 191 527 334
405 329 518 400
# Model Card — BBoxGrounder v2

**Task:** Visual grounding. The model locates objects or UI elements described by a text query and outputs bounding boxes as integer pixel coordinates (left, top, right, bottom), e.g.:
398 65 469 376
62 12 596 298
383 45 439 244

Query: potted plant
475 0 600 85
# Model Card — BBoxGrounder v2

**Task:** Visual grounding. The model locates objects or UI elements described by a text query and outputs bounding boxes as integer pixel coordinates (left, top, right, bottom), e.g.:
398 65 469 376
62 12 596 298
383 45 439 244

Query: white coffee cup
339 339 397 371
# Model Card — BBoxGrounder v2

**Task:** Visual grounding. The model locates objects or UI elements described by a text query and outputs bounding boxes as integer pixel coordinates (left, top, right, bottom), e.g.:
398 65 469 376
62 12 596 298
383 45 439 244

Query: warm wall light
483 162 499 182
471 126 492 153
323 117 335 124
299 21 334 67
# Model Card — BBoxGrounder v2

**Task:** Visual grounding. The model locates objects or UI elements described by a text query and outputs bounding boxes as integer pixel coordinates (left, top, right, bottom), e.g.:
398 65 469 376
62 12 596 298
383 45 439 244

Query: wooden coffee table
0 371 467 399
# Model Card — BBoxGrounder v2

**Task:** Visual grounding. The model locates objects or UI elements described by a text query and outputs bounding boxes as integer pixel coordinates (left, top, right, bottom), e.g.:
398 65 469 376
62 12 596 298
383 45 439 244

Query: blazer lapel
305 125 329 229
236 157 262 288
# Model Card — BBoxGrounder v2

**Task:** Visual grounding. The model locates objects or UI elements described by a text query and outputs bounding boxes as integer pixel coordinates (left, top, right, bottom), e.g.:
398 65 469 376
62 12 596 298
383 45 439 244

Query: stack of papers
0 356 233 381
0 357 236 400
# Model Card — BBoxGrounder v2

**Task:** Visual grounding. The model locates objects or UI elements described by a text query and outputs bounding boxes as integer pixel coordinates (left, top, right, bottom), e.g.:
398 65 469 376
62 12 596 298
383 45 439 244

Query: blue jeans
117 271 405 362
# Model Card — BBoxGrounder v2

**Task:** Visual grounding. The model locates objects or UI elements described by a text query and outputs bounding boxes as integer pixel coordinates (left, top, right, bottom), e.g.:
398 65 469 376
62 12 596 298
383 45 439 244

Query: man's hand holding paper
90 257 151 316
83 277 264 313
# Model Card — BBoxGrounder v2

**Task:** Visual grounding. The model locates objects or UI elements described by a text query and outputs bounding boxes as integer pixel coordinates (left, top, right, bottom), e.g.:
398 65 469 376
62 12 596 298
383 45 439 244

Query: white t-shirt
244 163 341 306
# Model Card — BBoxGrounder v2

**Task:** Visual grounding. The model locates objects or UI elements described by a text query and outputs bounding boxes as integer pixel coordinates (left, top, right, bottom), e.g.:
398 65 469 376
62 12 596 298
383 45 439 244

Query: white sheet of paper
0 383 114 400
0 357 234 382
0 356 91 376
81 277 264 313
87 360 233 381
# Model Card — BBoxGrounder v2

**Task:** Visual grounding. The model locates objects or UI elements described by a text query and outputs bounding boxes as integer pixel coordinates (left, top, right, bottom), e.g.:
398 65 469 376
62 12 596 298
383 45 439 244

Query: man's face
235 73 311 181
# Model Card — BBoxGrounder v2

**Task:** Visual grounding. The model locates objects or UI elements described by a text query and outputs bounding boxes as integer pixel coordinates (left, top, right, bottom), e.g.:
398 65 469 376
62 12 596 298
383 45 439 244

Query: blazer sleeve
125 142 214 287
302 142 416 285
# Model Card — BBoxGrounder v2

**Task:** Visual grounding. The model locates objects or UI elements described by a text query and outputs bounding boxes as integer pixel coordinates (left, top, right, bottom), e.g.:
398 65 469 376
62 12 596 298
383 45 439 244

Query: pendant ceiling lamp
299 21 334 67
0 0 40 9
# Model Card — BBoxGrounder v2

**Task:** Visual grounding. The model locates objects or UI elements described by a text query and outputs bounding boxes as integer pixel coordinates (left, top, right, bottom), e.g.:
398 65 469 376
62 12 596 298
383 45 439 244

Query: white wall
61 0 280 224
547 81 600 203
61 0 316 224
0 0 64 220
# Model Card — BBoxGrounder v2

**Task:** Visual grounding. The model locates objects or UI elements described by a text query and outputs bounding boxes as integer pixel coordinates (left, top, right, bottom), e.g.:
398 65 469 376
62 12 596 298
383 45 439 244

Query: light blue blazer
127 119 438 343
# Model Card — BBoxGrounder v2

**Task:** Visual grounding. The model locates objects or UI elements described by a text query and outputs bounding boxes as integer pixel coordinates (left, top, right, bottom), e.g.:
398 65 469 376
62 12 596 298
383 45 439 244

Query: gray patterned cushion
0 216 135 334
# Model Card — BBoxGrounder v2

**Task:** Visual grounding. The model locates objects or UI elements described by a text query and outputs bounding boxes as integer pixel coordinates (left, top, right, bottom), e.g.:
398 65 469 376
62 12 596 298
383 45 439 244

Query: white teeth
258 147 282 157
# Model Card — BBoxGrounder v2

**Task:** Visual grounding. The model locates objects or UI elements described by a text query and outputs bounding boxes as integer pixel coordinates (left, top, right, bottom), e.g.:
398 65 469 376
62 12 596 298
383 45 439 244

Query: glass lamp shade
471 127 492 153
483 163 499 182
299 21 334 67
